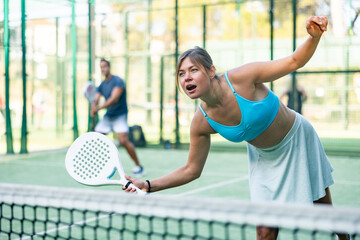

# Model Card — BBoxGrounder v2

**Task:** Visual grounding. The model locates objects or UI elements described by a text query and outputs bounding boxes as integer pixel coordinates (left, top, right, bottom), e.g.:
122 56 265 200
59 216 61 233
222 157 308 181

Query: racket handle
125 181 147 195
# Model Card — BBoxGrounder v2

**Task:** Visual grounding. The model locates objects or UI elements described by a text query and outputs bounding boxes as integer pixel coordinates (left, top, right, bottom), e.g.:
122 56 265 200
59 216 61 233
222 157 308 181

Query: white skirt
247 112 334 204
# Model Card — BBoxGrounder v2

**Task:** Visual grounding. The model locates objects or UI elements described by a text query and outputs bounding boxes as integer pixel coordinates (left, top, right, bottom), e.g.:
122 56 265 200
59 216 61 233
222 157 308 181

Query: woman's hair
176 46 215 90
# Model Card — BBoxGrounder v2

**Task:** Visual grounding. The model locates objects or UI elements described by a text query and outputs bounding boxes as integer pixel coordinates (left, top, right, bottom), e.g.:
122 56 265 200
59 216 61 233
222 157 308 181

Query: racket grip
125 181 147 195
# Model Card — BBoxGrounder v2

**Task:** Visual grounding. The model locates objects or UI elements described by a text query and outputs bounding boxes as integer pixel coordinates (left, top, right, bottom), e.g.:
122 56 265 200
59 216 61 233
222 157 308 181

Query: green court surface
0 146 359 205
0 146 359 239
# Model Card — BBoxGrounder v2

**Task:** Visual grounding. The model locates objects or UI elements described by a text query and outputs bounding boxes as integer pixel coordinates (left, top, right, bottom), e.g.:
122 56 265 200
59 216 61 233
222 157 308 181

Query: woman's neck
200 76 224 108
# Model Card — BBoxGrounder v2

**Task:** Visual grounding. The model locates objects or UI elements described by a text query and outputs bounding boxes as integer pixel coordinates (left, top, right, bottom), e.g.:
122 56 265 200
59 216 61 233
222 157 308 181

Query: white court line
336 180 360 186
16 213 113 240
0 159 242 178
2 161 64 167
175 176 248 196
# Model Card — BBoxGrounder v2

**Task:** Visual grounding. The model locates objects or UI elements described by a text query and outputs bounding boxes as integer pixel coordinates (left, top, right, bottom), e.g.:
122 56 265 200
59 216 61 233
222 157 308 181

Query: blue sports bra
199 71 279 142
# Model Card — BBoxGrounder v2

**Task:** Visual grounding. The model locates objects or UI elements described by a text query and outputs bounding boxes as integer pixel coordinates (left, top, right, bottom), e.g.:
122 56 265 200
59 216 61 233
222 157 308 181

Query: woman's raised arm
230 16 328 85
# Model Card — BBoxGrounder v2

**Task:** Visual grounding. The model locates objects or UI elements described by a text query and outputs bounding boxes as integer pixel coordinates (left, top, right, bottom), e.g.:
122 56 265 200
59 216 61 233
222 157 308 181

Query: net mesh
0 183 359 240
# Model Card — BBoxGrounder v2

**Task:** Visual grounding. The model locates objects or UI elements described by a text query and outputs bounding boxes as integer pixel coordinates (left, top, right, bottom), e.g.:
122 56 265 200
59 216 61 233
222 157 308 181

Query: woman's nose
184 72 192 81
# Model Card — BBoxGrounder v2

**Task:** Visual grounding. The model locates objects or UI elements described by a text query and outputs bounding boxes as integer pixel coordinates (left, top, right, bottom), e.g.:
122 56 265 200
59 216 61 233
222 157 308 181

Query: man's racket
83 81 97 131
65 132 146 195
83 81 97 104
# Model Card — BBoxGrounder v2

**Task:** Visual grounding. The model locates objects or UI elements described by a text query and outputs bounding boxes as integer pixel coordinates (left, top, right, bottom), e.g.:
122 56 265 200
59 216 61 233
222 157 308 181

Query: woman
124 16 348 240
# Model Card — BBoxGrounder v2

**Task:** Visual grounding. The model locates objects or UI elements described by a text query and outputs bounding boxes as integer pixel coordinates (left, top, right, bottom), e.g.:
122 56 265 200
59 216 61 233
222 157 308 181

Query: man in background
91 58 145 177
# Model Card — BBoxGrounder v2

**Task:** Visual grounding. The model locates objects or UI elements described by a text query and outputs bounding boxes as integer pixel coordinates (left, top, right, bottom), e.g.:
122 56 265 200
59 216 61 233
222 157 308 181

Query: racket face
83 82 96 103
65 132 126 186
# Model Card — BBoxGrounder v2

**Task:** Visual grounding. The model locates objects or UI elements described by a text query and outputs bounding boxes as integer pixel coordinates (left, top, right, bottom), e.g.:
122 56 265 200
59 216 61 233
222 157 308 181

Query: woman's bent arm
125 114 211 193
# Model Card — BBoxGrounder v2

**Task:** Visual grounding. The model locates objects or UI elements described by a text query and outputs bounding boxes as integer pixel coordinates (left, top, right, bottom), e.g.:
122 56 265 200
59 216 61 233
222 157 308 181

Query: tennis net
0 183 359 240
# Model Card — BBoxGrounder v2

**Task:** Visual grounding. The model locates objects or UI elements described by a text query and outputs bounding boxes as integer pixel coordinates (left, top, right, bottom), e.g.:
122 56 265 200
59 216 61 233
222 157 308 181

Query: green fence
0 0 359 155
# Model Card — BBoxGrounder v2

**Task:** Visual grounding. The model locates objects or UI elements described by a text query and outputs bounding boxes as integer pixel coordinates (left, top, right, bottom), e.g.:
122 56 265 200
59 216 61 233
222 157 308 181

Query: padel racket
65 132 146 195
83 81 98 131
83 81 97 104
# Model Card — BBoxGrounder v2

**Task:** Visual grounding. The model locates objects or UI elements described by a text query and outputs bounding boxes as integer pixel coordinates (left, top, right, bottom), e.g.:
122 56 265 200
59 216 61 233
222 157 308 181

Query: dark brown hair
100 58 111 67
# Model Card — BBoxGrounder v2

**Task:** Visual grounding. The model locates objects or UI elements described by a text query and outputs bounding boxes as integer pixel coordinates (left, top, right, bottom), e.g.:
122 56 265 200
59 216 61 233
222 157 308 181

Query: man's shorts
95 114 129 134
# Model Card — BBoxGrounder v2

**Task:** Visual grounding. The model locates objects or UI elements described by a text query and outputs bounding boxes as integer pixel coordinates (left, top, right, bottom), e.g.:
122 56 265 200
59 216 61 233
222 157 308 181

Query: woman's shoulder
219 67 257 96
223 66 256 85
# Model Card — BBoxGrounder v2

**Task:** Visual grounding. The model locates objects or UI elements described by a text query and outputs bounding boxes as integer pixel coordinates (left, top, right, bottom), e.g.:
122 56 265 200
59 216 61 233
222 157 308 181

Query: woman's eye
191 68 197 72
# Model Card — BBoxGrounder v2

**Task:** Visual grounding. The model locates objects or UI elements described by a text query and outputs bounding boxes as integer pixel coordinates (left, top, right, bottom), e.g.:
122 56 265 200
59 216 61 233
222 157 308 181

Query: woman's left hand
306 16 328 38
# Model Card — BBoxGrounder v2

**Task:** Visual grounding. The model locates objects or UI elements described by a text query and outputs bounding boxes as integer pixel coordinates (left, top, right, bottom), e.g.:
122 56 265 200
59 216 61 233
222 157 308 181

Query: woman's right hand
122 175 148 193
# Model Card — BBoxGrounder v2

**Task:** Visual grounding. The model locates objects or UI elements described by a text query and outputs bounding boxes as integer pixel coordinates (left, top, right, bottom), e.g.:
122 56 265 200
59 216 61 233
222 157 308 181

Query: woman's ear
210 65 216 79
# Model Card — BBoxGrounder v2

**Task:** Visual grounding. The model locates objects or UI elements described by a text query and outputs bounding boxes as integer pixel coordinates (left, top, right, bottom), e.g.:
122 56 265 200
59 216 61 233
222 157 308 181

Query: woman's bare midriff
248 101 296 149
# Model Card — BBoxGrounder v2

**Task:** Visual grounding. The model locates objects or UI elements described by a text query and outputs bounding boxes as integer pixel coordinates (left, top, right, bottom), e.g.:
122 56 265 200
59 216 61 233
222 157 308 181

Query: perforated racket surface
65 132 146 195
83 81 98 131
83 82 97 104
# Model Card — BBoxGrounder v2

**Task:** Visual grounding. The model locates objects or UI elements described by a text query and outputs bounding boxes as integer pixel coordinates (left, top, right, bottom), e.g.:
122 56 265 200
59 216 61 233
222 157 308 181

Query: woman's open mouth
186 84 197 92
